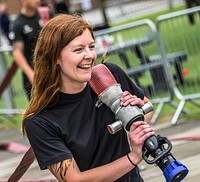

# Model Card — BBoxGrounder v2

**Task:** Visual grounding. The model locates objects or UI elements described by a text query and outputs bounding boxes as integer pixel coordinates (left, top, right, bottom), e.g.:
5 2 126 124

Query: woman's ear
57 59 60 65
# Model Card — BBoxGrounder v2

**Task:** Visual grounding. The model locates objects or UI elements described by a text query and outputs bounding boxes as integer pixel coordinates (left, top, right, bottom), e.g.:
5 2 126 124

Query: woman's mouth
77 64 92 69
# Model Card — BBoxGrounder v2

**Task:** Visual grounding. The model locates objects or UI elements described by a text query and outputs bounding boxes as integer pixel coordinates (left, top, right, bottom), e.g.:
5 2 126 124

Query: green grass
1 5 200 128
0 52 29 108
0 52 28 129
154 98 200 123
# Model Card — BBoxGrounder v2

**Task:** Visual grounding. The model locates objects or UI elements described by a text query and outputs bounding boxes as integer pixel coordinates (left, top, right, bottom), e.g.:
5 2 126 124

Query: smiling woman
58 29 96 94
12 13 154 182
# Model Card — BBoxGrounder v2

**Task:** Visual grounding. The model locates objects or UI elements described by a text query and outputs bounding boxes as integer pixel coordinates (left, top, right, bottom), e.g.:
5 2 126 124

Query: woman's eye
90 44 95 49
74 48 82 52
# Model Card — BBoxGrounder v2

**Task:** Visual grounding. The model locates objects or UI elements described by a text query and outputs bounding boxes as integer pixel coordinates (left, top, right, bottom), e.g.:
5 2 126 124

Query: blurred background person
9 0 42 99
38 0 53 25
0 2 11 44
185 0 200 24
53 0 69 14
8 0 43 181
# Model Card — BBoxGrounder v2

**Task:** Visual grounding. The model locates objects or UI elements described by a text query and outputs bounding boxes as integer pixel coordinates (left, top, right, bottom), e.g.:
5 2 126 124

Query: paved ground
0 119 200 181
0 129 56 181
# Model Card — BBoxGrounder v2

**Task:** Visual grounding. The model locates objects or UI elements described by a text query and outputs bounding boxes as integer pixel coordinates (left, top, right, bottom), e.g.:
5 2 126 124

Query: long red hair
22 14 94 135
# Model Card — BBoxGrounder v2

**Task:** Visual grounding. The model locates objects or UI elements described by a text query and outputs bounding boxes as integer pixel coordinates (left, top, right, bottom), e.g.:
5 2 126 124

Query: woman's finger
120 91 144 106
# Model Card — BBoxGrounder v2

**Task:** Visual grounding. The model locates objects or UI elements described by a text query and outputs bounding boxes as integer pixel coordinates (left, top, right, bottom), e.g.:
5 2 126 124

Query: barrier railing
0 46 25 122
0 46 14 109
156 6 200 125
94 19 182 125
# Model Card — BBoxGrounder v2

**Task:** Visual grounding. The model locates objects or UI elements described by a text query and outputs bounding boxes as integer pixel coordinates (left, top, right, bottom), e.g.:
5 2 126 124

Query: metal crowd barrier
156 6 200 125
0 46 14 109
94 19 181 125
0 46 25 122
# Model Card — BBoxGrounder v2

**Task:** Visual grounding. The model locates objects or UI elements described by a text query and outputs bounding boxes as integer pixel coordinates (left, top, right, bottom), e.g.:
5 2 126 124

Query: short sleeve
10 20 23 43
25 116 72 170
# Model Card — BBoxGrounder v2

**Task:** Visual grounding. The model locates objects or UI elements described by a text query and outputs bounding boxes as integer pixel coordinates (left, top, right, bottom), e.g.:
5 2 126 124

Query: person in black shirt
0 3 11 44
9 0 42 99
23 14 154 181
8 1 42 181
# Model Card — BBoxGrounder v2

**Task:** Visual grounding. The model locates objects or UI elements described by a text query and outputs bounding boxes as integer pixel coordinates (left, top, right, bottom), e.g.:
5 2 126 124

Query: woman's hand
128 121 155 164
120 91 144 107
120 91 153 123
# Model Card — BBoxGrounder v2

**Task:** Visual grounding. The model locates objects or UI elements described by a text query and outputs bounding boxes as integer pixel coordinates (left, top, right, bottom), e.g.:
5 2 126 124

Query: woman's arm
48 92 155 182
48 154 138 182
48 121 154 182
12 41 34 84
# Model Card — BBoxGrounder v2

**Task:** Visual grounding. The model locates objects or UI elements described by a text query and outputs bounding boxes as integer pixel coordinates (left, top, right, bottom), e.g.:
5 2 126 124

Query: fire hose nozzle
141 102 154 115
107 101 154 134
107 120 123 134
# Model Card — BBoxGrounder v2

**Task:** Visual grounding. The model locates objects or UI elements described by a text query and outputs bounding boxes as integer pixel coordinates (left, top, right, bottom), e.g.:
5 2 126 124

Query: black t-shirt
0 13 10 36
10 13 42 97
25 62 144 182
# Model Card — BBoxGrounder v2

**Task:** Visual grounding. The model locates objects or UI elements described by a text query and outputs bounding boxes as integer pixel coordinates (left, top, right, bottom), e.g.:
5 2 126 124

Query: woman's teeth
78 64 91 68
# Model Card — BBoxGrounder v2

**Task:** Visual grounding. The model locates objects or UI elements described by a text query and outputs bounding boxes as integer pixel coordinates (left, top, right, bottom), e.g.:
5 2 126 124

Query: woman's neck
60 82 87 94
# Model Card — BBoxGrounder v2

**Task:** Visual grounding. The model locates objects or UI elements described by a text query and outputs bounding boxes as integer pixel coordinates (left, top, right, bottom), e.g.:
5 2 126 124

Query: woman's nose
84 49 94 59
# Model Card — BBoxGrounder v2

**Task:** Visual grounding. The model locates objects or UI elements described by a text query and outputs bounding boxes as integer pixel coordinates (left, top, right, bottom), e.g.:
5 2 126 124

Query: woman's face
57 29 97 93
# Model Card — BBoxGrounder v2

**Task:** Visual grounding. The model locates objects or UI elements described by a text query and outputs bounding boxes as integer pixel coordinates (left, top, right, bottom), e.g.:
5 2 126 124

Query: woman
23 14 154 181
